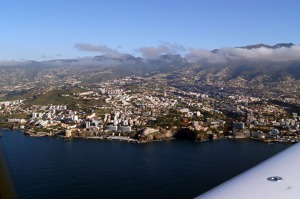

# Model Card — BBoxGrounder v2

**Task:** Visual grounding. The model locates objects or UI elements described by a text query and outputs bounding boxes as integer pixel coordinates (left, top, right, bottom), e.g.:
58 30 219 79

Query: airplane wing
196 142 300 199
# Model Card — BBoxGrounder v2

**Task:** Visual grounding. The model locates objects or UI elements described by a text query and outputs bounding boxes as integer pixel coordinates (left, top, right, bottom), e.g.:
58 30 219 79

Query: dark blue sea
0 129 291 198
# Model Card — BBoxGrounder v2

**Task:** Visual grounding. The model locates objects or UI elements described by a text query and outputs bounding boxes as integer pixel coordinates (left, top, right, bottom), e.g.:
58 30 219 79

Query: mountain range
1 43 300 86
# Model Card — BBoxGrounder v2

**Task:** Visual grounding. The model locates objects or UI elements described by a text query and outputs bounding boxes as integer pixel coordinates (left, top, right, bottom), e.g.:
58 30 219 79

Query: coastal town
1 73 300 144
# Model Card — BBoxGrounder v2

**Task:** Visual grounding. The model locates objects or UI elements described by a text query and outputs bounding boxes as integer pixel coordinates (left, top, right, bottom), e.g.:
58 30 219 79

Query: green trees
155 109 182 128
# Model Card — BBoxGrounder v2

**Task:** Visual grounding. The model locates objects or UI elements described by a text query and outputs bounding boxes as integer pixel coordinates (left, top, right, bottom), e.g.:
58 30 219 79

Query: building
32 112 38 118
119 126 132 133
233 122 245 129
105 125 118 131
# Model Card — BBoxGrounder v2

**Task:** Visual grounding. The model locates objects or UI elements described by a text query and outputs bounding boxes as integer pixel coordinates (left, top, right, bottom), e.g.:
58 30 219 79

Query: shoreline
1 128 298 144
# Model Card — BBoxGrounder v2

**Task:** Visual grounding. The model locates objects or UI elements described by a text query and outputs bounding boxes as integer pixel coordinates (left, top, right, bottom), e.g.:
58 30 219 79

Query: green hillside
27 90 76 105
26 88 104 111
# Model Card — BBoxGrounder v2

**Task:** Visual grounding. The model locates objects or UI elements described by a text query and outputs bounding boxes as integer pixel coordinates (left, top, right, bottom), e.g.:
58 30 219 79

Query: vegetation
26 89 105 112
0 111 30 119
94 108 113 115
0 122 13 129
155 109 182 128
27 89 76 105
0 88 40 101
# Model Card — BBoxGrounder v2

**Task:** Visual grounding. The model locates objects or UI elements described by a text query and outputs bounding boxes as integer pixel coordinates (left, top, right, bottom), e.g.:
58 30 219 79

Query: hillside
1 43 300 101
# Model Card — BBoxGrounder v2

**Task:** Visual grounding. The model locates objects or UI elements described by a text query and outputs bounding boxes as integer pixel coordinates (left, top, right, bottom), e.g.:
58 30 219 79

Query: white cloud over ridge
136 42 186 59
186 45 300 63
0 60 28 66
74 42 300 63
74 43 125 59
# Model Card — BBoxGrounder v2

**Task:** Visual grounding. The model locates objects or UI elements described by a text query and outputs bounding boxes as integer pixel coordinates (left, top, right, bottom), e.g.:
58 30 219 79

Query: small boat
0 132 3 137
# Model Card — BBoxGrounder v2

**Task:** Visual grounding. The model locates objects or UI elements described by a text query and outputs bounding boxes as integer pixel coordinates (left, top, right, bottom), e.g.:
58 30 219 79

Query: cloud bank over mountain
1 43 300 85
1 43 299 67
74 42 300 63
186 45 300 63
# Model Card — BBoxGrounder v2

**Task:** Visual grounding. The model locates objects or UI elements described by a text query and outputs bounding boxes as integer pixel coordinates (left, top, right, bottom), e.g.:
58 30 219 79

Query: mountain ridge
237 42 295 49
0 42 300 88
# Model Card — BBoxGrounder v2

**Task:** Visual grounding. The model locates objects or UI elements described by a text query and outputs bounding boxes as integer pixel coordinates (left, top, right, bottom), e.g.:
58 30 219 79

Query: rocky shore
4 126 297 144
21 126 218 143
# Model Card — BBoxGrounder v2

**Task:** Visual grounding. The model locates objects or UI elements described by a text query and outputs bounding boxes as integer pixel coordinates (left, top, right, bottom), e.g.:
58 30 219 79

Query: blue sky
1 0 300 61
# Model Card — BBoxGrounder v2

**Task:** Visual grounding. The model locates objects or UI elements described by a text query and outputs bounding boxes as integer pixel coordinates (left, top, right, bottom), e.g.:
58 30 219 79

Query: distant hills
237 43 295 49
0 43 300 86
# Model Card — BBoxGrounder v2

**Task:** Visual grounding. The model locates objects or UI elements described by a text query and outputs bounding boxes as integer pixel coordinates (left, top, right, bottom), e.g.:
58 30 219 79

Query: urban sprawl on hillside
1 73 300 144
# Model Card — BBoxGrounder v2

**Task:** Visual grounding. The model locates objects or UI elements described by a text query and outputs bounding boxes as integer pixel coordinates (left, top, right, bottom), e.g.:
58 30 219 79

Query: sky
1 0 300 61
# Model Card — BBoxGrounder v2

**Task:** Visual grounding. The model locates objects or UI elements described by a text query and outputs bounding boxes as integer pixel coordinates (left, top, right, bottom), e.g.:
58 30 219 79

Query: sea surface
0 129 292 198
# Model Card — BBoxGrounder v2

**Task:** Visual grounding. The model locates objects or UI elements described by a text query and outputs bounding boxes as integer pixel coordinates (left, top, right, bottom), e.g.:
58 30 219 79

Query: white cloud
136 42 186 59
74 42 300 63
186 45 300 63
74 43 125 59
0 60 27 66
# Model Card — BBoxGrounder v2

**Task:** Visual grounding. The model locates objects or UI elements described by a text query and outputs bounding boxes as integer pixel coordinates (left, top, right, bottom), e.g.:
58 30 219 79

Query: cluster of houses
1 74 300 144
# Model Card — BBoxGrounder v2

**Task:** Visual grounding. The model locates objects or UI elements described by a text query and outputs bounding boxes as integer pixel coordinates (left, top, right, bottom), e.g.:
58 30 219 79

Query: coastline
1 127 298 144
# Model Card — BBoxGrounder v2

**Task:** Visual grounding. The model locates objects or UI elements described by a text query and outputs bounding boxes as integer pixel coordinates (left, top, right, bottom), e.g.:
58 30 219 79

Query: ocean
0 129 291 198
